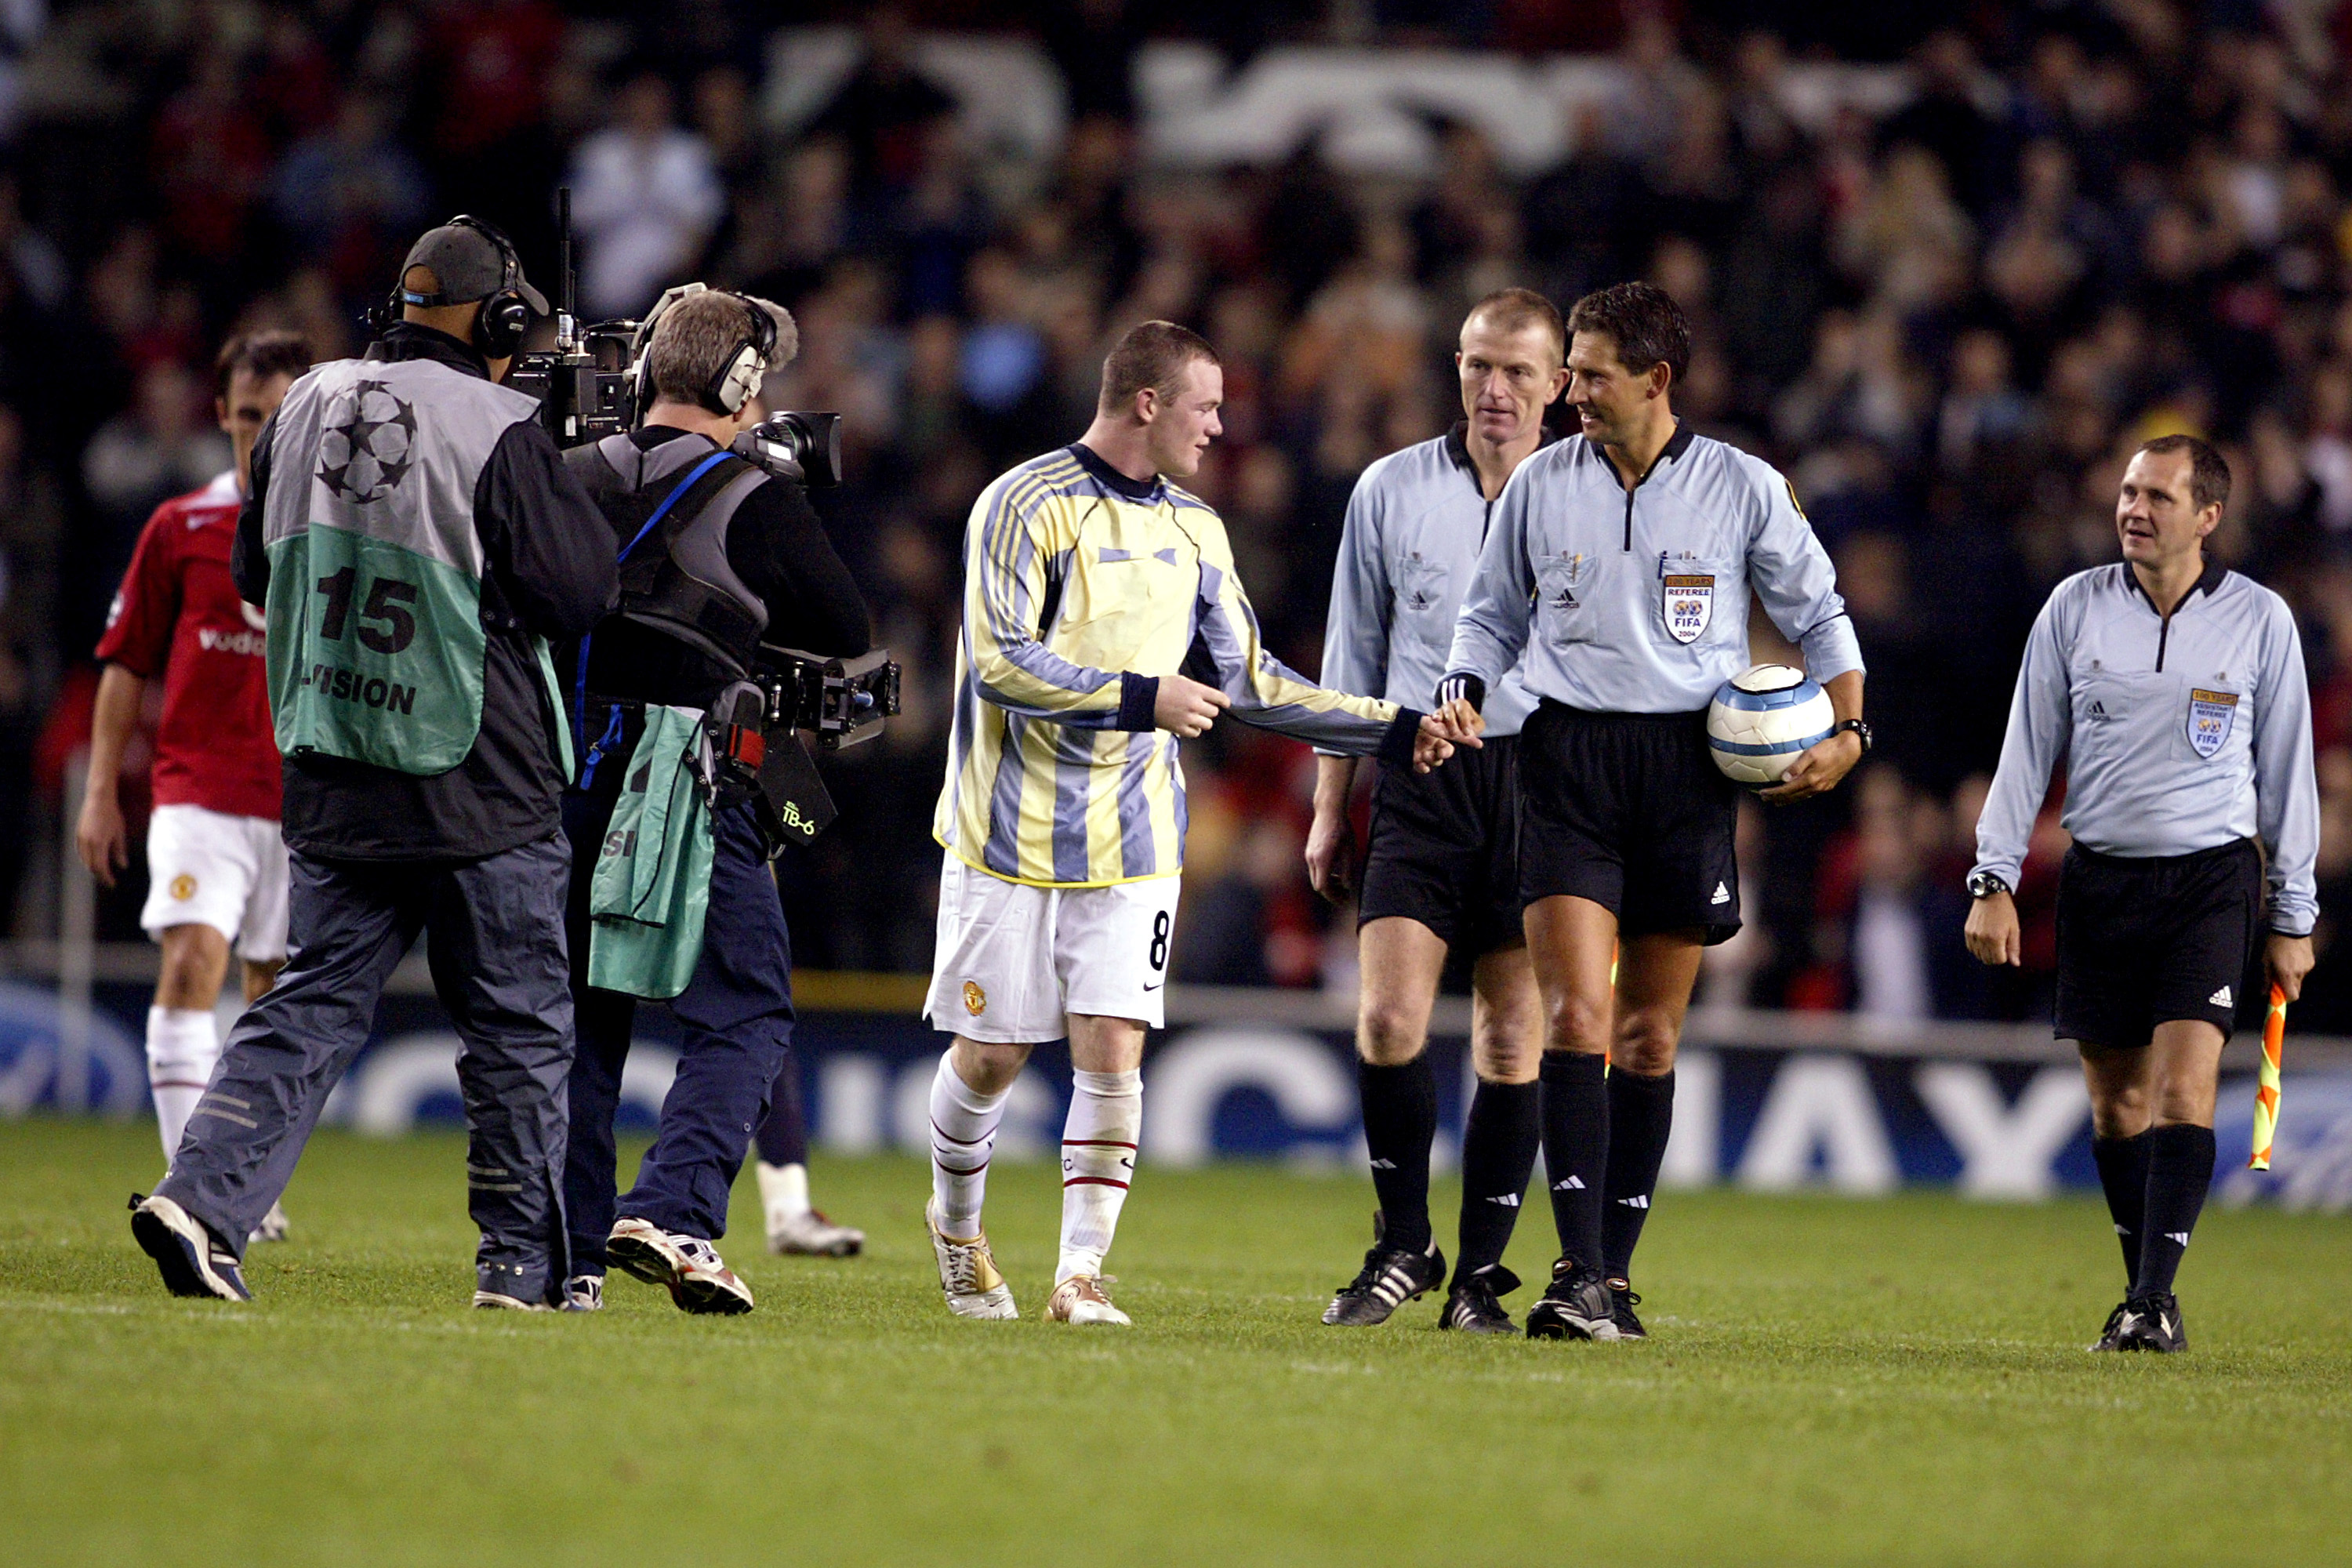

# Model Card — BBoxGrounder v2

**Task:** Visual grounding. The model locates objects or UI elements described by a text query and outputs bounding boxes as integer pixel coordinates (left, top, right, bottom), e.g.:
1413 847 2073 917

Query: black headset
378 215 535 359
630 283 777 416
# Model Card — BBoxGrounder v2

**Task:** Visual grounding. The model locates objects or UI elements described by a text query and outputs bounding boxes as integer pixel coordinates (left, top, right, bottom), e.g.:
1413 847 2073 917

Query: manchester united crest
962 980 987 1015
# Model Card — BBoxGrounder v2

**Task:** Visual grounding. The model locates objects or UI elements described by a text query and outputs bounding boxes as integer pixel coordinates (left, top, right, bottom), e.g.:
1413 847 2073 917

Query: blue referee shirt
1970 558 2320 936
1317 424 1541 750
1443 423 1864 714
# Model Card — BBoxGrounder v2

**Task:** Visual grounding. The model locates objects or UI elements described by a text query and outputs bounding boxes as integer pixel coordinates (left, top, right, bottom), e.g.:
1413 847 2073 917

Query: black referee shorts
2054 837 2263 1049
1358 733 1521 956
1517 700 1741 945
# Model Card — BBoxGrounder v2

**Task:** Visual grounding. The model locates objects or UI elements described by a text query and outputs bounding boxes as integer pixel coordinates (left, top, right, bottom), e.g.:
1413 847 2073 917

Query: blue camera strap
571 448 738 761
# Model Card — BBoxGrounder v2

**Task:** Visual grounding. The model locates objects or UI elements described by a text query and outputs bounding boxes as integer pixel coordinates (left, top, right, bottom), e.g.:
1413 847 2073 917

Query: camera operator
557 285 870 1313
130 218 619 1308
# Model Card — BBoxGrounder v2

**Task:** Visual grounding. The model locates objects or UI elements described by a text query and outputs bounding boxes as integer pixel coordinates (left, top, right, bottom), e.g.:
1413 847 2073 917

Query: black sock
1358 1058 1438 1254
2134 1123 2216 1299
2090 1131 2151 1287
1456 1078 1540 1279
1538 1052 1609 1270
1601 1067 1675 1282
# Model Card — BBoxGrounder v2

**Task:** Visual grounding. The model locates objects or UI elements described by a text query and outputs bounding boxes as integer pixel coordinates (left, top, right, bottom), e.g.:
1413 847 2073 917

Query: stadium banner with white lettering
4 959 2348 1210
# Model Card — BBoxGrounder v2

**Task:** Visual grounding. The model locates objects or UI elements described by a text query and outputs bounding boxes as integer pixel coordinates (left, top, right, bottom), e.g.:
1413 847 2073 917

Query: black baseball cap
397 218 549 314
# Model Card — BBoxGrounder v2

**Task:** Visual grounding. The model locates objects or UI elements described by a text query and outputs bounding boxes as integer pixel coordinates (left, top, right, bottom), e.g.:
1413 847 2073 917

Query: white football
1707 664 1835 787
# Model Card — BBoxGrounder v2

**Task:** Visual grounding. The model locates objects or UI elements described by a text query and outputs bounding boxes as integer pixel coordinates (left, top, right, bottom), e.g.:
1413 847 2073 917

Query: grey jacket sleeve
1442 459 1537 708
1746 456 1864 684
1314 464 1391 755
2252 598 2321 936
1971 590 2074 889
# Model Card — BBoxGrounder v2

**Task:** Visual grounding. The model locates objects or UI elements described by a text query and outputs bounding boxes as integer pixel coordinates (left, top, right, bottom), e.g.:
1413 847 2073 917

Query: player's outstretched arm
1189 523 1421 760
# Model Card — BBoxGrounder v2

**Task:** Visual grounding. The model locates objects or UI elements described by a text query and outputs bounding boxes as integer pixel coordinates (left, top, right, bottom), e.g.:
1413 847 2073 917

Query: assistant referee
1966 434 2318 1355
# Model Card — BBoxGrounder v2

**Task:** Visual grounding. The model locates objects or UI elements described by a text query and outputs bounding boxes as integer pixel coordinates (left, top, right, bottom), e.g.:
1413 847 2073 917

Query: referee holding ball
1966 434 2318 1354
1438 281 1869 1339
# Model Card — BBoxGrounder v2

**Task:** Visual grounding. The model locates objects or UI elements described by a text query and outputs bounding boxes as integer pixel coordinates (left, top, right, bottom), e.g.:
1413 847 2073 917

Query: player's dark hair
1566 281 1691 388
1465 287 1565 365
2137 432 2232 514
216 330 312 399
1099 320 1219 416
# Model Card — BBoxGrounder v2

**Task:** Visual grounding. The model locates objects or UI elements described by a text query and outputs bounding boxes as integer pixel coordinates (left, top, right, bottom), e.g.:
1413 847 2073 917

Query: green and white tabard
262 358 547 775
587 704 716 999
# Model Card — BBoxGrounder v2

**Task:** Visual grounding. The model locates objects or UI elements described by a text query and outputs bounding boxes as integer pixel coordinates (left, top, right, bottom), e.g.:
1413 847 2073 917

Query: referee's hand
1154 673 1229 738
2267 933 2316 1003
1305 808 1356 903
1759 730 1864 804
1963 890 2021 967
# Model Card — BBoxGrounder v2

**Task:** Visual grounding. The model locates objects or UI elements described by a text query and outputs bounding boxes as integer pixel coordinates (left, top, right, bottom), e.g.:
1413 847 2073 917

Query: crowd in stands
9 1 2352 1029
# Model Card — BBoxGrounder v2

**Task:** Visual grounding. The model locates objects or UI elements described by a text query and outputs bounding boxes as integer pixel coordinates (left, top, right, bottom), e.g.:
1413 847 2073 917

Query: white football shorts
923 851 1181 1042
140 803 291 964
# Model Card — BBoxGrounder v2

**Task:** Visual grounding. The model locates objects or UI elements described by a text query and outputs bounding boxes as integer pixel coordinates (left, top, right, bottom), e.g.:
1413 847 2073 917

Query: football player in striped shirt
920 320 1464 1324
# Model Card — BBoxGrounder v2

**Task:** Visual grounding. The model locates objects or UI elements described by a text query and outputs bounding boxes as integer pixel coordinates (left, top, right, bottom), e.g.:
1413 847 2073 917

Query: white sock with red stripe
147 1006 220 1168
1058 1068 1142 1284
930 1051 1009 1239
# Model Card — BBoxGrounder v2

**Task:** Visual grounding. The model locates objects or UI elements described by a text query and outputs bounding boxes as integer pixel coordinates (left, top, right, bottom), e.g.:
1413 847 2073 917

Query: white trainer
606 1217 755 1315
926 1198 1016 1319
768 1209 865 1257
1046 1274 1131 1327
248 1201 290 1247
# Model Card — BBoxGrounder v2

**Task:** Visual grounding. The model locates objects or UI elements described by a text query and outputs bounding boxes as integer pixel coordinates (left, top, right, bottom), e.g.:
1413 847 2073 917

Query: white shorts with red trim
922 851 1180 1042
140 803 290 964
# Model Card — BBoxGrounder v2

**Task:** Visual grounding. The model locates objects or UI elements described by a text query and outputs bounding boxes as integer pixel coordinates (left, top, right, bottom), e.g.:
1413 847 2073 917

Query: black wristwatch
1835 718 1873 753
1967 870 2011 899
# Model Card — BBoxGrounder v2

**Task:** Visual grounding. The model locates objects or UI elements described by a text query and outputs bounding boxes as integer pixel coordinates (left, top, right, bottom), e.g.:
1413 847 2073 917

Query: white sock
1058 1068 1142 1284
757 1161 810 1224
929 1051 1010 1238
146 1006 220 1168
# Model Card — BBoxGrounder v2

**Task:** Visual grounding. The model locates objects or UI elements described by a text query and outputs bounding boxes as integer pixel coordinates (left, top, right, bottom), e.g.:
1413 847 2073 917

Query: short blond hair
645 290 798 412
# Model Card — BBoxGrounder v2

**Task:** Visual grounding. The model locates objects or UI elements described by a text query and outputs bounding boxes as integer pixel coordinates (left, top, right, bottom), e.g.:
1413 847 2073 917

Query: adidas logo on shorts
2209 985 2233 1007
1711 881 1730 906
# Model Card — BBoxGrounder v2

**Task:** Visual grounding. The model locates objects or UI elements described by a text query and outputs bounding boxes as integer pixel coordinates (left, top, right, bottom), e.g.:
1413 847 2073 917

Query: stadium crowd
8 0 2352 1028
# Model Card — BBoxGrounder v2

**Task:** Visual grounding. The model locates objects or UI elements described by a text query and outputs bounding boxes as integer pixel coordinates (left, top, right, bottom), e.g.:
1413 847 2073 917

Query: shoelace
942 1233 993 1294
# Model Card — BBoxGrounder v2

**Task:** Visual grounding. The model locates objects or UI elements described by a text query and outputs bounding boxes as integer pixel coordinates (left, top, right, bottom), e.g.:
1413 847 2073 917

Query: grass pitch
3 1120 2350 1566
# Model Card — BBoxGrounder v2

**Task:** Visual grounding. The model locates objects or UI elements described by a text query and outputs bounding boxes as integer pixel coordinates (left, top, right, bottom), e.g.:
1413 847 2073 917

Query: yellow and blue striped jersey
935 443 1415 887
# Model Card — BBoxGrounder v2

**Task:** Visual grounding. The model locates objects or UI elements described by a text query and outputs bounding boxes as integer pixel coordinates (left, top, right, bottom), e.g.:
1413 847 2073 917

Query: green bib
259 355 547 777
265 525 486 774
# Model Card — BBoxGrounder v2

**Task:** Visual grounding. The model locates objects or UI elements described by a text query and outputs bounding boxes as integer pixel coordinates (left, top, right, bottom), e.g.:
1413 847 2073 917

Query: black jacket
234 324 619 861
564 423 871 713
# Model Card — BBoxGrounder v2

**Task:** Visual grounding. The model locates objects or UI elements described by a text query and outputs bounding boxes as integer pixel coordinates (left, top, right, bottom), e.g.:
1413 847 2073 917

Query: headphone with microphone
374 215 535 359
629 282 777 418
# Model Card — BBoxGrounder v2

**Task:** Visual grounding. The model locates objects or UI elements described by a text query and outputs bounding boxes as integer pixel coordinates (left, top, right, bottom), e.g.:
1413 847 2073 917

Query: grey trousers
157 833 576 1302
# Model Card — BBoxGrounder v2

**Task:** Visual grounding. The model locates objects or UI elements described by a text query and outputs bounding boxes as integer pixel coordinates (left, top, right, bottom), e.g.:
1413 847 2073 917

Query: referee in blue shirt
1438 282 1869 1339
1966 434 2318 1354
1308 289 1566 1335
